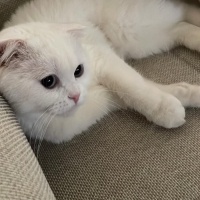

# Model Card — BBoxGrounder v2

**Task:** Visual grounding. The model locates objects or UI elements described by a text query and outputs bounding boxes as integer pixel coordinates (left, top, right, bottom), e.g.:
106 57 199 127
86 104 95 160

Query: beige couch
1 0 200 199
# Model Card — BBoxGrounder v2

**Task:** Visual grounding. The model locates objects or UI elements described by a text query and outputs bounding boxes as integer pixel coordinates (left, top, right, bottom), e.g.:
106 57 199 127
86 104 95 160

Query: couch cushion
36 47 200 200
0 0 30 29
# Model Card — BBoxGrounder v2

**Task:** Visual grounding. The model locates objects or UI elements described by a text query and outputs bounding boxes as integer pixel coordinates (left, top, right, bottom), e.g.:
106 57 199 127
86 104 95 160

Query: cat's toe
152 95 185 129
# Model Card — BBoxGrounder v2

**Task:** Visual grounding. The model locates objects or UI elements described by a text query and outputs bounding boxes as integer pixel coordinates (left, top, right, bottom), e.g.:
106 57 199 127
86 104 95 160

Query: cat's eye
74 64 84 78
41 74 58 89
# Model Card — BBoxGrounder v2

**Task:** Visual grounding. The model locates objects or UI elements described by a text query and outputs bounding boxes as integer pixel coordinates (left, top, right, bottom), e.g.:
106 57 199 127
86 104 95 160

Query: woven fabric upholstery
0 97 55 200
1 0 200 200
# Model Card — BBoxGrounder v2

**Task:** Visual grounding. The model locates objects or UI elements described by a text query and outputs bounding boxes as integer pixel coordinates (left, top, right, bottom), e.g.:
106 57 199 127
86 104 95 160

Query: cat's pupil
41 75 58 89
74 64 84 78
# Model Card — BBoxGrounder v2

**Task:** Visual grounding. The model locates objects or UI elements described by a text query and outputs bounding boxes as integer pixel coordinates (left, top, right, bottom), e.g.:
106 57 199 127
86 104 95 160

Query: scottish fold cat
0 0 200 143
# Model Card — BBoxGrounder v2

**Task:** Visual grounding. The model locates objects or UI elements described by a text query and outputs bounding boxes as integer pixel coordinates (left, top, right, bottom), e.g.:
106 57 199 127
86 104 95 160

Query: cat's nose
68 93 80 104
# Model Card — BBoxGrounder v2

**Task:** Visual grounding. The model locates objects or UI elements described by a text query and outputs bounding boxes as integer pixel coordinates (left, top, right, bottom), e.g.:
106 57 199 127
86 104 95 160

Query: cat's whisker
103 98 132 119
34 94 62 156
36 112 57 158
93 98 119 126
29 106 53 144
33 110 53 154
96 88 136 119
102 98 123 110
93 88 129 111
92 88 124 109
94 95 133 124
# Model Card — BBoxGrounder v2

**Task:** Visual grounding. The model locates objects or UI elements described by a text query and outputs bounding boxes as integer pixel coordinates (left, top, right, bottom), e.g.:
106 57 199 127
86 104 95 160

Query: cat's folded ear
54 23 86 38
0 39 26 66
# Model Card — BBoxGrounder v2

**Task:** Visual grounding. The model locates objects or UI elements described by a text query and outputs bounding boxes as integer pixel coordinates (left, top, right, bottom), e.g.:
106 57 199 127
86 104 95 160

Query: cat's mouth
56 106 79 118
53 100 84 118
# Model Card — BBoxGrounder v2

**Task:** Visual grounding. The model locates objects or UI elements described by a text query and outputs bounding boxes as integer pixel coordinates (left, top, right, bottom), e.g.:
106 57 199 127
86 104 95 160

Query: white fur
0 0 200 143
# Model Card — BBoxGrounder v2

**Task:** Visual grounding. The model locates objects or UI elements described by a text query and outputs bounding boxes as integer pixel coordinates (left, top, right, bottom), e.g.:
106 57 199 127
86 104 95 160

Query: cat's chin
56 104 81 118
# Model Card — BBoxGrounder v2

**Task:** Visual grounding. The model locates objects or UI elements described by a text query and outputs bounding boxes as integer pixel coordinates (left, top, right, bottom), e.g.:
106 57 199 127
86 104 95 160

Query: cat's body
1 0 200 143
5 0 183 59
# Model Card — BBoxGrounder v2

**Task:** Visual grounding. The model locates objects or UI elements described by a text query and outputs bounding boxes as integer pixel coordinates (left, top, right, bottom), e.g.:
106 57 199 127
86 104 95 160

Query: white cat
0 0 200 143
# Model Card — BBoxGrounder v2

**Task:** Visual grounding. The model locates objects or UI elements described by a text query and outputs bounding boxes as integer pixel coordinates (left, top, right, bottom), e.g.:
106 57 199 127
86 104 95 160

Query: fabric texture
0 0 29 29
1 0 200 200
0 96 55 200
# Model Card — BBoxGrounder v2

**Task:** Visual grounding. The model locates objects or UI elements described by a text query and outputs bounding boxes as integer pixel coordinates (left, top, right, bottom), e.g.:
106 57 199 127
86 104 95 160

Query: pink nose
68 93 80 104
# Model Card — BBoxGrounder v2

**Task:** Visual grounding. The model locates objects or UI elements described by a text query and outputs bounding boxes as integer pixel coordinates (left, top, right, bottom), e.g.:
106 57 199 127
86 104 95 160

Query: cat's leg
44 85 122 143
157 21 200 107
147 80 200 108
94 48 185 129
172 22 200 52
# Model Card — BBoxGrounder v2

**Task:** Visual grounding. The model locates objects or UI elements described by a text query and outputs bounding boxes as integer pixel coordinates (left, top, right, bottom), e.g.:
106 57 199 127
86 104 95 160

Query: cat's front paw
150 94 185 129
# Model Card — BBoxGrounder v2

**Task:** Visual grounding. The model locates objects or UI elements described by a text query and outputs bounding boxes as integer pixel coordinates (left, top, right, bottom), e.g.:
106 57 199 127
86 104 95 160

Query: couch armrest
0 96 56 200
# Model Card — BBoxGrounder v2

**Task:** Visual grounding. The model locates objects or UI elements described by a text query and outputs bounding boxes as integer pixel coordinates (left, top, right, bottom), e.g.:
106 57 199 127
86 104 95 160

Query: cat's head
0 22 90 118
